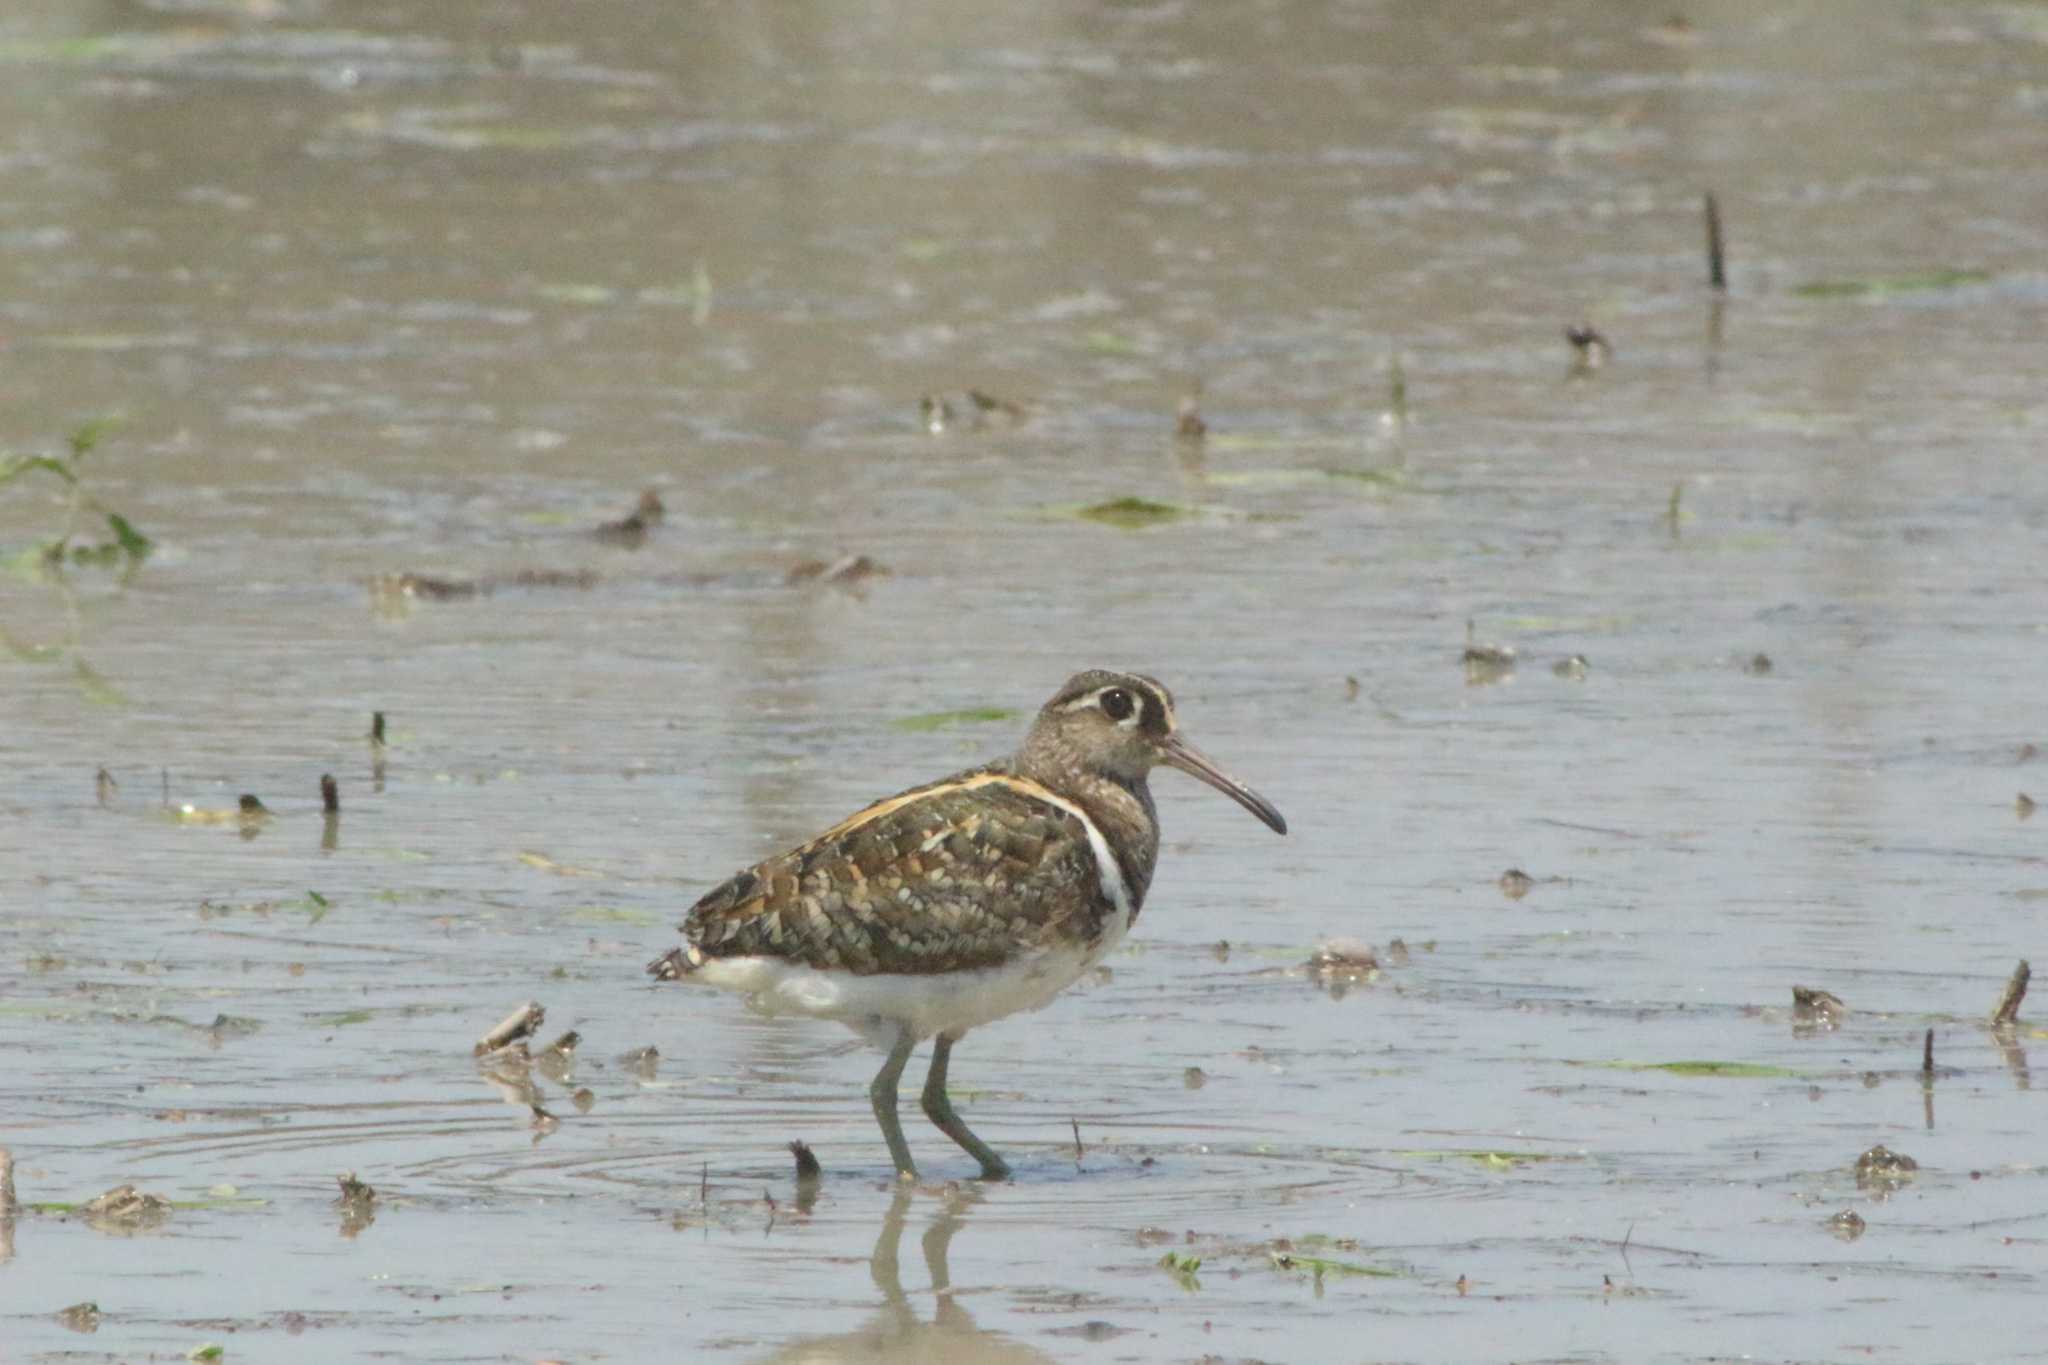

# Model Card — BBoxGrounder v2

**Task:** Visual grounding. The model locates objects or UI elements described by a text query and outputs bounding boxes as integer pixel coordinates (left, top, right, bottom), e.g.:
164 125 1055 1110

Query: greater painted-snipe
648 669 1286 1180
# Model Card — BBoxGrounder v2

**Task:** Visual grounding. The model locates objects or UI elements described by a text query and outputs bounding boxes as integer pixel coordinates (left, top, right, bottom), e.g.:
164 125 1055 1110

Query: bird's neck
1014 749 1159 910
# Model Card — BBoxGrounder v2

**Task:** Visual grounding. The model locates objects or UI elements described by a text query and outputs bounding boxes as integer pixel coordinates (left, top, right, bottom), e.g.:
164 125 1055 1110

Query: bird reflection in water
755 1184 1052 1365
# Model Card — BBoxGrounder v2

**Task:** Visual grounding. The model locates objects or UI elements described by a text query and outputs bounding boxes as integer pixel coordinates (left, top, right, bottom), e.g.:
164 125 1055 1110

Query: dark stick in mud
1705 192 1727 292
474 1001 545 1056
1992 959 2030 1026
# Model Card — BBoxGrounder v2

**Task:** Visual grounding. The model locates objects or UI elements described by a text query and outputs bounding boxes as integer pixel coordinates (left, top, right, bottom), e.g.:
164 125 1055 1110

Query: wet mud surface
3 1 2046 1360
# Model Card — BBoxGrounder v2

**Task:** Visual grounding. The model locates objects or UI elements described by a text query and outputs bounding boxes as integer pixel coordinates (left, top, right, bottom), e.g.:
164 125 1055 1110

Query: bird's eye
1099 688 1135 721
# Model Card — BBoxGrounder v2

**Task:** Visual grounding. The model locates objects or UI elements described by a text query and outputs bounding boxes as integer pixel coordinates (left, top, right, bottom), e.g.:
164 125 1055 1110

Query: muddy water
4 0 2046 1360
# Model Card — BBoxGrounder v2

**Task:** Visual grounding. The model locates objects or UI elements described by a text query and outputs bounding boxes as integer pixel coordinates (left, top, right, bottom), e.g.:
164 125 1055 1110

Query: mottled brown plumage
646 668 1285 1182
656 769 1116 978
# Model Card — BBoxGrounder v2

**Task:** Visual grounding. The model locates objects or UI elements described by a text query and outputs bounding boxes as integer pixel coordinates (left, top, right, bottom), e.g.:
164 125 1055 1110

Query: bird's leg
920 1033 1011 1180
869 1030 919 1181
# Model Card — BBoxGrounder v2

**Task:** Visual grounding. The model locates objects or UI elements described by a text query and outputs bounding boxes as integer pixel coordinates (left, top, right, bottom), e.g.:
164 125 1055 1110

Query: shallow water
3 0 2046 1361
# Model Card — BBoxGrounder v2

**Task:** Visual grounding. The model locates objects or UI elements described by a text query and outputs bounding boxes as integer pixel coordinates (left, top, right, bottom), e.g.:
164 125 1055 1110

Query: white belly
686 913 1130 1045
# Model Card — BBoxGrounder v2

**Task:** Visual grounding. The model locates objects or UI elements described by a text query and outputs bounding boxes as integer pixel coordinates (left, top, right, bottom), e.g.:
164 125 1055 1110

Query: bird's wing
662 767 1115 976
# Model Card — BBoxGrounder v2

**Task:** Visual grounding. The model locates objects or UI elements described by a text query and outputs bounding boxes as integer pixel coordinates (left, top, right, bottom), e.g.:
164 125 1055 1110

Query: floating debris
1305 939 1379 1000
505 568 600 591
1306 940 1379 977
1462 621 1516 685
787 553 887 585
536 1029 580 1083
474 1001 545 1058
1552 655 1590 681
592 489 666 547
967 388 1030 426
1992 959 2030 1027
1704 191 1727 293
55 1301 100 1333
1175 380 1206 440
1565 322 1611 373
1791 985 1845 1030
373 572 482 601
1383 352 1409 437
335 1172 376 1238
1498 868 1535 900
1827 1209 1866 1242
81 1184 171 1230
1854 1144 1918 1195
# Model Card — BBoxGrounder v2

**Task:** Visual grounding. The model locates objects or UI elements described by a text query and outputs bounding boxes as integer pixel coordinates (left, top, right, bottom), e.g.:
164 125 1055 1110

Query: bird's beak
1158 734 1287 835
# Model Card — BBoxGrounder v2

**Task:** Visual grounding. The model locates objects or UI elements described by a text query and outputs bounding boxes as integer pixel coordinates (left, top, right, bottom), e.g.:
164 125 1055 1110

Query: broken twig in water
1175 379 1206 440
474 1001 545 1057
1704 191 1727 293
1992 959 2031 1026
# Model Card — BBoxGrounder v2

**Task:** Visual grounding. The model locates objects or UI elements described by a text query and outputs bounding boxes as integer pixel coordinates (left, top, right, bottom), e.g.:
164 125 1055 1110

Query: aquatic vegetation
1070 496 1198 529
1793 269 1991 298
0 422 151 578
1583 1059 1805 1079
1158 1250 1203 1290
2 423 152 704
1391 1147 1574 1168
891 707 1019 732
1269 1248 1401 1279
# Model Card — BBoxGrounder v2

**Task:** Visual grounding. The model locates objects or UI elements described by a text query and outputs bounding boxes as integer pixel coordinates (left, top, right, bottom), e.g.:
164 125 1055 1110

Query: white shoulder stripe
1026 788 1135 927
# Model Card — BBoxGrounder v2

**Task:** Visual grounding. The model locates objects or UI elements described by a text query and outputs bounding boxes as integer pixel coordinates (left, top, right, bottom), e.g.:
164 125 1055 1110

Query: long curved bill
1159 734 1287 835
